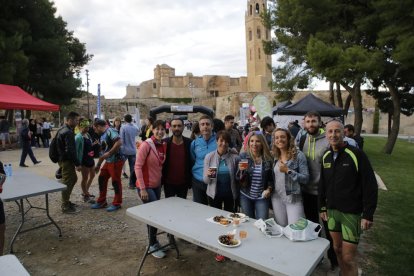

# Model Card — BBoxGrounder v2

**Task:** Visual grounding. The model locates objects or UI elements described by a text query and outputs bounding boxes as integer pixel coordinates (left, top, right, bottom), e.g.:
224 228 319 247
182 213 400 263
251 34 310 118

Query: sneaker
34 161 42 165
91 202 108 209
215 254 226 262
19 164 29 167
122 172 129 179
69 202 78 208
149 243 166 259
106 205 121 212
62 205 79 214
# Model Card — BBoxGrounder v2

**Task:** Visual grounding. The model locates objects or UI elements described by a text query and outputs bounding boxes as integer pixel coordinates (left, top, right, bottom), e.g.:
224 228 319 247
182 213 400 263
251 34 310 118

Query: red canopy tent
0 84 60 111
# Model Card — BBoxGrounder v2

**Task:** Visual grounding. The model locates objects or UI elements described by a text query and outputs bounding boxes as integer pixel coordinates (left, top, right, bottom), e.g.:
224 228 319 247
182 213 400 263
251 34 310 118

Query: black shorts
0 200 5 224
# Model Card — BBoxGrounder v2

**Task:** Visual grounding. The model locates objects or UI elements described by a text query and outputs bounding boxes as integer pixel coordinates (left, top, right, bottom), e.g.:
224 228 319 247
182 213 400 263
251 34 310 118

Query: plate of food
218 234 241 248
227 212 246 219
212 215 232 226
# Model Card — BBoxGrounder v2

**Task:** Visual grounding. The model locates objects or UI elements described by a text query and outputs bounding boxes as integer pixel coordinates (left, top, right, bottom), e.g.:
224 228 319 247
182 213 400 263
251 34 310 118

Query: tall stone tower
245 0 272 92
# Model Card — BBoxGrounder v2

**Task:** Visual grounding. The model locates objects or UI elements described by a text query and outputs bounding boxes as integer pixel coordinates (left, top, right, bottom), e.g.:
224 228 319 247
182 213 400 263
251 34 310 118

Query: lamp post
85 69 90 119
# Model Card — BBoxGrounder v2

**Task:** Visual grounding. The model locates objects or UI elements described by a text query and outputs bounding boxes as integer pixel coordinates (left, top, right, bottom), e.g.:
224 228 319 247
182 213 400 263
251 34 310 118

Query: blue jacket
190 133 217 182
120 123 139 155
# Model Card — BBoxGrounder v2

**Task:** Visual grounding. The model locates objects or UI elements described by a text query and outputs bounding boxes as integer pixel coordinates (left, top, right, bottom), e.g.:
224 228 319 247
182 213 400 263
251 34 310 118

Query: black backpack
49 127 64 163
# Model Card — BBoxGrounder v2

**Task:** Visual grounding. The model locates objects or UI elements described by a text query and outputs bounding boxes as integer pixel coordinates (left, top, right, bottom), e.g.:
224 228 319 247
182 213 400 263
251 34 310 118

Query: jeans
191 178 208 205
137 187 161 246
239 193 269 220
164 185 188 199
124 154 137 187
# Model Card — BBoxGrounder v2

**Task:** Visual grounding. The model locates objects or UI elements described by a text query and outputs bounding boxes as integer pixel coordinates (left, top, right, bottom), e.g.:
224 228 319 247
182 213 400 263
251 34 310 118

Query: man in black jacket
57 111 81 213
319 120 377 276
162 118 193 199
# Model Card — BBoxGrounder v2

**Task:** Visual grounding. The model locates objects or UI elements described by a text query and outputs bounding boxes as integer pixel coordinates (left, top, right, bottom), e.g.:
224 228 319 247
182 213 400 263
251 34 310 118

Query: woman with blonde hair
237 133 274 219
271 128 309 226
75 119 97 203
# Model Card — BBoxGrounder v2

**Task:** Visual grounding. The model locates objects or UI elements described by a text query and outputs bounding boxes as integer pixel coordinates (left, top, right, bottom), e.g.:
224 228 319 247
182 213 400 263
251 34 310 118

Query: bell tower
245 0 272 92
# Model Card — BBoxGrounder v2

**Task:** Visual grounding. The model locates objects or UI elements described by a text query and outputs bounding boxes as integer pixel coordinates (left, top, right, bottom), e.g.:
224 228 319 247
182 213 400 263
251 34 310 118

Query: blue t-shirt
216 159 232 197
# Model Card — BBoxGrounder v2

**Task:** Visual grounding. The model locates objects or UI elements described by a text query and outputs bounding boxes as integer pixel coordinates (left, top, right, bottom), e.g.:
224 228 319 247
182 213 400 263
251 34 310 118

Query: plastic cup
232 218 240 227
209 167 217 178
239 230 247 239
239 159 248 170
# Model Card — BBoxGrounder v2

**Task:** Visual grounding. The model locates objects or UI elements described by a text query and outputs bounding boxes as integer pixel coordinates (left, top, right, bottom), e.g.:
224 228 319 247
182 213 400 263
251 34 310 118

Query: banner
252 94 272 120
97 84 101 119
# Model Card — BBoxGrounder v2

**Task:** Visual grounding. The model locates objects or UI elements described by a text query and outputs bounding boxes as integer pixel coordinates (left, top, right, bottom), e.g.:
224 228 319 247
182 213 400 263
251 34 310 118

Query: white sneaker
149 243 166 259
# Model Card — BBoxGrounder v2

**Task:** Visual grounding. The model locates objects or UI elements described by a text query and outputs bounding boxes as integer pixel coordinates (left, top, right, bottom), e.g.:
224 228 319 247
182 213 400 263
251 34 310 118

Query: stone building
124 0 272 109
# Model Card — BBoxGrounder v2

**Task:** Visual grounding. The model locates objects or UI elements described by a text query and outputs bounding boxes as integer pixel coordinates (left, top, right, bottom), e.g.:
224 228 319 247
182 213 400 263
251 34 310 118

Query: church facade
124 0 272 106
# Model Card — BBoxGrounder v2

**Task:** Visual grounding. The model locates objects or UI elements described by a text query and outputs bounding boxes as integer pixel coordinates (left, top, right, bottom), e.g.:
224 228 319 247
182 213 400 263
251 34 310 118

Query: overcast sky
53 0 328 99
52 0 254 99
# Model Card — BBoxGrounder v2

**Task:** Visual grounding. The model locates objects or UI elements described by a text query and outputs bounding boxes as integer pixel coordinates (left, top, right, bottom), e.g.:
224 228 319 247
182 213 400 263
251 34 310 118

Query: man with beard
298 111 338 271
162 118 193 199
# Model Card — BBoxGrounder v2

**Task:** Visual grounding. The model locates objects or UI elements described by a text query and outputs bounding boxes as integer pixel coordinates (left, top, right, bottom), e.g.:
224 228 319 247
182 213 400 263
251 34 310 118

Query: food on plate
213 215 225 222
228 212 246 219
219 218 231 225
218 235 239 246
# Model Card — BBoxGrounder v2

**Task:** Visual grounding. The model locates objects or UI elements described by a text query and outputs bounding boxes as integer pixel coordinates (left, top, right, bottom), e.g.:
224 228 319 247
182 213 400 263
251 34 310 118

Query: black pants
20 143 38 165
191 178 208 205
302 192 338 266
164 184 188 199
208 196 235 212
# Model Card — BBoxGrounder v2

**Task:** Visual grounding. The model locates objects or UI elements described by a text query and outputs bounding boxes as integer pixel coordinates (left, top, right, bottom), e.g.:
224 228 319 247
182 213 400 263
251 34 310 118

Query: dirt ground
1 146 343 276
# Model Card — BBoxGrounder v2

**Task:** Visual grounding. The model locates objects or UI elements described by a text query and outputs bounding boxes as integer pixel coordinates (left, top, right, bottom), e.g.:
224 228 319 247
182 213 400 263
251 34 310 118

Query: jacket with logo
318 144 378 221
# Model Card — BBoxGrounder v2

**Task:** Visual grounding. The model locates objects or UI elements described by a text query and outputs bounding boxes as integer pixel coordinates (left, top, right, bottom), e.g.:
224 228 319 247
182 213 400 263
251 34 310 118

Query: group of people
8 109 376 275
134 112 377 276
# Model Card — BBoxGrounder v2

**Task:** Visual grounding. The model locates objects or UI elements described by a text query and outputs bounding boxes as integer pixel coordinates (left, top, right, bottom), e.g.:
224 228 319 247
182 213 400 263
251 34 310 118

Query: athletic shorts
0 200 5 224
327 209 361 244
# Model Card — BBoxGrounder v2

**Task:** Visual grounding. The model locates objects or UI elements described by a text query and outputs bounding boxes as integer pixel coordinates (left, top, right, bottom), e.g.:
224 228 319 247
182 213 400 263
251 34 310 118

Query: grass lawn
362 137 414 275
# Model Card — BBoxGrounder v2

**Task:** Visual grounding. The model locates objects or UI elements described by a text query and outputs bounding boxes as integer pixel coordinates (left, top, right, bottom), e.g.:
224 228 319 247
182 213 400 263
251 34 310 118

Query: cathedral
123 0 275 118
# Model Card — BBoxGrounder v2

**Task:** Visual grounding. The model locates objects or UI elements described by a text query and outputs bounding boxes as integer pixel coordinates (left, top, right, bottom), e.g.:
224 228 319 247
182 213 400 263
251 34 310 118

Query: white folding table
0 170 66 253
127 197 329 276
0 254 30 276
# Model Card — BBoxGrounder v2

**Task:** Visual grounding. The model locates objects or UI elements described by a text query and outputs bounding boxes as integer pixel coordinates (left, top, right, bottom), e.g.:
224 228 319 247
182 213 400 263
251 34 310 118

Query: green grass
362 137 414 275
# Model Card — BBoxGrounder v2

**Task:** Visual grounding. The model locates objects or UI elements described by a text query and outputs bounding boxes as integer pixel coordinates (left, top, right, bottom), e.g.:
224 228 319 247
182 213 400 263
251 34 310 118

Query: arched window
249 29 252 41
258 47 261 59
257 28 261 39
250 5 252 15
255 3 260 14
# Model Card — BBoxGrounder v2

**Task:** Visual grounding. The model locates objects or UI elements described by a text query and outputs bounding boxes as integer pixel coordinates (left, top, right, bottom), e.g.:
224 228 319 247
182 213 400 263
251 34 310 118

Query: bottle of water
3 164 9 177
8 164 12 176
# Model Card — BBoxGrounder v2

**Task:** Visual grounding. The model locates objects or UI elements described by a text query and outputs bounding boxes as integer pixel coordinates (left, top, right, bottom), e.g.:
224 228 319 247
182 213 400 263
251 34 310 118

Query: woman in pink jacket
135 120 167 258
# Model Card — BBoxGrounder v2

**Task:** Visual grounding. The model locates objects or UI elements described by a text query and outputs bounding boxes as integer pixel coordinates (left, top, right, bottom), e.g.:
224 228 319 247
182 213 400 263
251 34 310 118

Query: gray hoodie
300 128 329 195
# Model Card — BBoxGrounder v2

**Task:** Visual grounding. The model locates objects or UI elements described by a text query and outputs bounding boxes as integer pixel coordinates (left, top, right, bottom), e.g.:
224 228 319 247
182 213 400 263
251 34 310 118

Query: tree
0 0 92 106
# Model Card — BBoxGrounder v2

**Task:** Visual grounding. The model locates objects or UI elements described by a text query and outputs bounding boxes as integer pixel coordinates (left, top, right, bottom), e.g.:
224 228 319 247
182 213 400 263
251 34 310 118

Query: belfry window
153 83 156 89
257 28 261 39
255 3 260 14
249 29 252 41
250 5 252 15
258 47 261 59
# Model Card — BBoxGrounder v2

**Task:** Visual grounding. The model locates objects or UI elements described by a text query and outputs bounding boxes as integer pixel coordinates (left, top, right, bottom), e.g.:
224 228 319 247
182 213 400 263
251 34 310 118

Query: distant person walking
56 112 81 213
0 116 11 151
19 119 41 168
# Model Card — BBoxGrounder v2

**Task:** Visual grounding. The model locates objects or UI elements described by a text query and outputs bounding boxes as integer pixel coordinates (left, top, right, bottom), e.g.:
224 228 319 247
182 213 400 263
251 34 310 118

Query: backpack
49 127 64 163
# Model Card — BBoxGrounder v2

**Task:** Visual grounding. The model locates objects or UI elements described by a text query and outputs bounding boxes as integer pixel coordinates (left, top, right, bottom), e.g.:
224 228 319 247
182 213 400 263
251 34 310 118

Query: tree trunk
329 81 335 105
341 81 363 135
382 83 400 154
344 94 352 115
335 82 343 108
387 113 392 136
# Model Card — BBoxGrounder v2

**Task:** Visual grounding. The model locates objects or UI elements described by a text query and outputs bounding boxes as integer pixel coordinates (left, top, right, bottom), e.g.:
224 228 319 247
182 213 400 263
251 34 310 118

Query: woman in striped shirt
237 133 274 219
